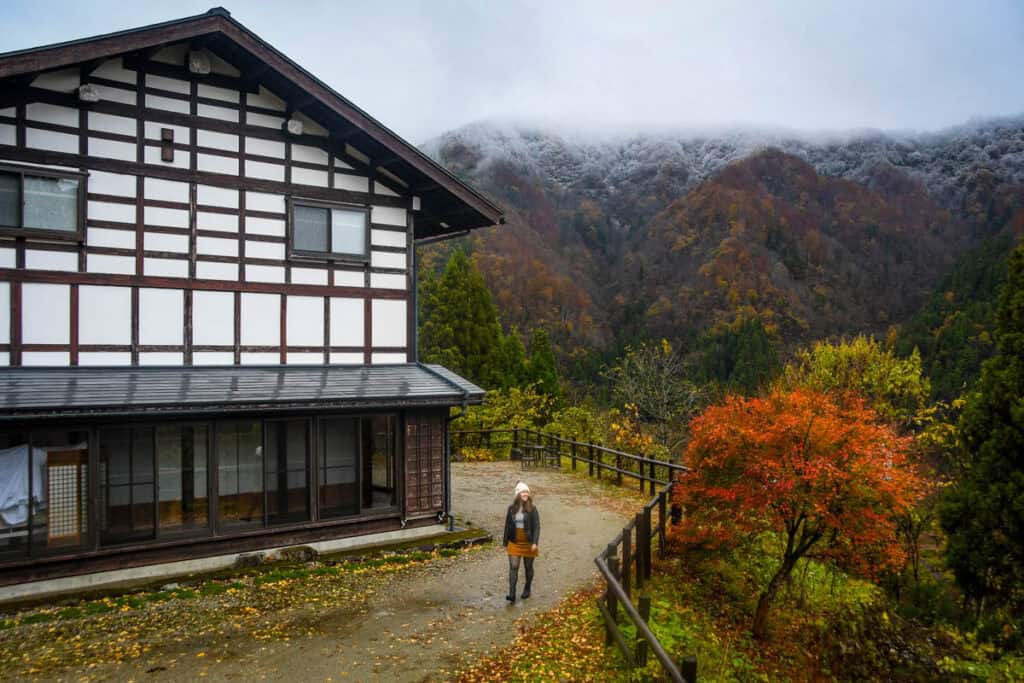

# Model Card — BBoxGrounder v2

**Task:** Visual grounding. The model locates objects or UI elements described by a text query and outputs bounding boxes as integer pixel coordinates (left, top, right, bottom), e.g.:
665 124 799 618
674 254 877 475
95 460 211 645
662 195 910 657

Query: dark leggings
508 555 535 574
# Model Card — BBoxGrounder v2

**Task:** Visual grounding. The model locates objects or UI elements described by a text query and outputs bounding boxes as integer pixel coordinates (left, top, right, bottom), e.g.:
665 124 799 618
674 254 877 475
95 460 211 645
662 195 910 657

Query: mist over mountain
420 116 1024 380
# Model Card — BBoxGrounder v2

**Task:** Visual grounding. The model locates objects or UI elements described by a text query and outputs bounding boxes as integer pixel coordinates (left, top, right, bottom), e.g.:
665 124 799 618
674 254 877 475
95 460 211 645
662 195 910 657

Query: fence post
571 440 577 470
643 506 653 580
635 594 651 666
639 455 646 492
605 556 619 646
681 655 698 682
621 526 632 600
513 427 518 456
658 489 667 559
616 452 623 486
648 460 656 495
634 512 645 592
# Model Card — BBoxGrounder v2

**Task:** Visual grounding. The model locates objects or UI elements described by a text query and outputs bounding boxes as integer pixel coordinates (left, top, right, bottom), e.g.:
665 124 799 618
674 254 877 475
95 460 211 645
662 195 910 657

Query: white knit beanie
514 481 530 496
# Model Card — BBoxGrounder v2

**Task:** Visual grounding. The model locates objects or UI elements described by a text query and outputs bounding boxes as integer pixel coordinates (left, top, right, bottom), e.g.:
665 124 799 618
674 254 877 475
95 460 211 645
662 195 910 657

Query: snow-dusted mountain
420 117 1024 369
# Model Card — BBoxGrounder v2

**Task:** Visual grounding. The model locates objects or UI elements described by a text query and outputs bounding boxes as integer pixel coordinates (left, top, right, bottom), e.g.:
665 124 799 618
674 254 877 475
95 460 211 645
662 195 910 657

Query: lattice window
46 448 86 547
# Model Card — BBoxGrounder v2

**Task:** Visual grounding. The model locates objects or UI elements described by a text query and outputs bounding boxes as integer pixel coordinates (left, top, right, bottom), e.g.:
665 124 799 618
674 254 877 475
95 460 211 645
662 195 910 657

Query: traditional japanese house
0 8 501 599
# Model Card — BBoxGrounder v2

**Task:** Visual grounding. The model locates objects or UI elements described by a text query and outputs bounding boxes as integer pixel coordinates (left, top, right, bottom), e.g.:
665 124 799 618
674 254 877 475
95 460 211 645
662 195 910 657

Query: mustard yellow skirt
507 528 539 558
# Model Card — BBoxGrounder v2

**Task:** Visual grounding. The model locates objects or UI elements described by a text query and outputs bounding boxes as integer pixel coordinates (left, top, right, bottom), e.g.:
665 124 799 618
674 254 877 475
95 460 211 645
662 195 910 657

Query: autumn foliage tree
675 389 924 639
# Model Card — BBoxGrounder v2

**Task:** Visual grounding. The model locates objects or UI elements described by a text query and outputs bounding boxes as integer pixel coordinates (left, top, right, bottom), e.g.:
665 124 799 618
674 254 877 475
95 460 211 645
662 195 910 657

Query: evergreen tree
526 328 561 399
418 249 504 389
699 317 780 394
496 327 529 389
940 239 1024 615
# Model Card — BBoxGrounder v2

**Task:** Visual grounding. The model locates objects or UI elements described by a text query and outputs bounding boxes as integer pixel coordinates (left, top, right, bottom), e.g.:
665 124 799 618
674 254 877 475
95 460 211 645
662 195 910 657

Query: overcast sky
2 1 1022 143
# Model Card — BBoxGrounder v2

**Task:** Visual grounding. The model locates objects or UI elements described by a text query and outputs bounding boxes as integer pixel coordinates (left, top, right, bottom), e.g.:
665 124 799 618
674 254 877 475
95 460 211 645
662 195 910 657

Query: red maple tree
674 388 924 638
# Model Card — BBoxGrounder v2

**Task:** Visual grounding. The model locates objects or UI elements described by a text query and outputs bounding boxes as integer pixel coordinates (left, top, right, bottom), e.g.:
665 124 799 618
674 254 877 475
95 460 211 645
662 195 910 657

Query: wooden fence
452 428 698 682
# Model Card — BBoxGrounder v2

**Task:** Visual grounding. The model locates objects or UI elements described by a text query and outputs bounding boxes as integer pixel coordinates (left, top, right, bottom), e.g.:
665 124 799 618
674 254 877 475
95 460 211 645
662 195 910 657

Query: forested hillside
421 118 1024 390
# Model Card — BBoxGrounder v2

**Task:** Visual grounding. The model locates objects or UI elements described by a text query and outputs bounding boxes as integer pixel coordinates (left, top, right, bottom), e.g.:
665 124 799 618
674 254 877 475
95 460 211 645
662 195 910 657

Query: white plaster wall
245 138 285 158
87 112 135 137
144 177 189 203
78 352 131 366
370 273 405 290
197 185 238 208
246 112 285 129
88 200 136 224
88 171 136 197
250 86 286 110
146 74 190 94
197 103 238 122
144 206 189 228
197 83 239 103
89 58 135 84
144 232 189 253
192 291 234 345
144 146 190 169
25 250 77 272
371 229 406 248
371 353 407 364
371 299 407 347
0 248 14 268
287 353 323 365
139 352 184 365
330 352 363 365
79 285 131 345
334 270 365 288
246 217 285 237
31 68 79 92
244 241 285 260
87 254 135 275
144 121 190 145
87 228 135 249
371 251 406 270
26 128 77 154
196 211 238 233
196 236 237 257
22 284 69 344
334 174 369 193
240 352 279 365
26 103 78 128
139 288 183 345
22 352 70 366
93 84 136 106
291 167 328 187
240 293 280 345
245 265 285 283
330 298 363 346
291 268 327 286
88 138 137 162
196 261 237 280
244 160 285 182
196 129 239 152
286 296 324 346
193 352 234 365
144 258 188 278
291 144 328 165
146 94 190 114
245 191 286 213
197 154 239 175
371 206 407 227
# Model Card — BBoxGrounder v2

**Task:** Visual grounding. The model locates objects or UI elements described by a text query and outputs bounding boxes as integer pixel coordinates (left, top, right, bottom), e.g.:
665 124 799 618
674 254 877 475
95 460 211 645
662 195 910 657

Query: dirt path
77 462 637 682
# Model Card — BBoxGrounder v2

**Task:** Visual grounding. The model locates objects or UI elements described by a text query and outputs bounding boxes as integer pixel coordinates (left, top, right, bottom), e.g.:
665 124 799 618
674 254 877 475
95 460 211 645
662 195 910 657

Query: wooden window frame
287 197 370 264
0 163 87 242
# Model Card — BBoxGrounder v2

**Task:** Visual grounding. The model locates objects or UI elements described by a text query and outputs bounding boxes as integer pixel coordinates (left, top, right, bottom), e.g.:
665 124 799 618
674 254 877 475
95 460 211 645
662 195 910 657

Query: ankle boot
506 567 518 604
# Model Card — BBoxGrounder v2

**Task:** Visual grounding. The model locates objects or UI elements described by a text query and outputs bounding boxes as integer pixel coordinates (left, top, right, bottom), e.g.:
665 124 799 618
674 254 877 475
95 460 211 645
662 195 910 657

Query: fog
2 0 1022 144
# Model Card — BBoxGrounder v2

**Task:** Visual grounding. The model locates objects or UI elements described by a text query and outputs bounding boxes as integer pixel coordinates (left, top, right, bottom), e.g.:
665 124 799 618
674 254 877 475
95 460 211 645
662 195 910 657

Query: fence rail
452 428 697 682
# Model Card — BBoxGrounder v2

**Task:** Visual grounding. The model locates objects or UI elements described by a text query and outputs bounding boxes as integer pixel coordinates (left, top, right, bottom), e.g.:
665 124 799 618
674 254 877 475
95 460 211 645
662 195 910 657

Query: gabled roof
0 7 503 240
0 364 484 420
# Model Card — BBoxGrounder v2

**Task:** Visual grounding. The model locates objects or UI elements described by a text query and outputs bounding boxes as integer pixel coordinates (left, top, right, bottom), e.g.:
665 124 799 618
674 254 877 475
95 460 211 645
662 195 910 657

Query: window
266 419 309 525
319 418 359 518
216 421 263 528
290 200 368 260
157 424 209 534
100 427 155 545
361 416 397 511
0 165 85 240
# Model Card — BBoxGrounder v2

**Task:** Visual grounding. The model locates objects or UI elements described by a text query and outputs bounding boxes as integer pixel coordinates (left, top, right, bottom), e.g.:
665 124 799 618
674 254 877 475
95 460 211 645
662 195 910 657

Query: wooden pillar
571 440 577 471
636 594 651 666
621 525 632 600
634 512 644 593
605 556 619 646
643 506 653 580
681 655 698 683
658 489 668 559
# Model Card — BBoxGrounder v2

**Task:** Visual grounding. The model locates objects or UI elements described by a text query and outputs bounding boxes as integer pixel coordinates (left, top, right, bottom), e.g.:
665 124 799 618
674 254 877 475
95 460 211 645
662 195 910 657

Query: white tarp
0 444 46 526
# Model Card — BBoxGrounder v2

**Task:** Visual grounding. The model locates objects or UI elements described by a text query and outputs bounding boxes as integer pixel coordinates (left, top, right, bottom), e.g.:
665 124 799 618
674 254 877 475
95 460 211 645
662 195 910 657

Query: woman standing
503 481 540 604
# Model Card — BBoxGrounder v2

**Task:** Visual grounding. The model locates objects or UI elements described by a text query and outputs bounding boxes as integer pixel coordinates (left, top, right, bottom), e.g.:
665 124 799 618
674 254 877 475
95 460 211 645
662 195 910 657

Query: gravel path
78 462 636 682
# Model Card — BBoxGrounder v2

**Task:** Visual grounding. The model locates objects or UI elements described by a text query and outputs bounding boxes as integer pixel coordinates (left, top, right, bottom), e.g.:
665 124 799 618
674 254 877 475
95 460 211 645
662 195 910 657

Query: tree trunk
752 558 796 640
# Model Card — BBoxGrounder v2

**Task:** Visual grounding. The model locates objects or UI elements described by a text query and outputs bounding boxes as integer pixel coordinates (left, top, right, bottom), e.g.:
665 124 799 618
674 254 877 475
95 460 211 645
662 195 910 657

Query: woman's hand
531 544 538 552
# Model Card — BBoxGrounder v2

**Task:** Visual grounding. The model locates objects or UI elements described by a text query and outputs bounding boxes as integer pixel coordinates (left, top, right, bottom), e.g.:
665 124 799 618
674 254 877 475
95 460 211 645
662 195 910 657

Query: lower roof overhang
0 363 484 422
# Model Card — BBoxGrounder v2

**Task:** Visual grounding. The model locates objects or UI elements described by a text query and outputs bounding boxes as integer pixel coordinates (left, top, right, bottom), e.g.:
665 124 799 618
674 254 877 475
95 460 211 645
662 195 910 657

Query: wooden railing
452 428 698 682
